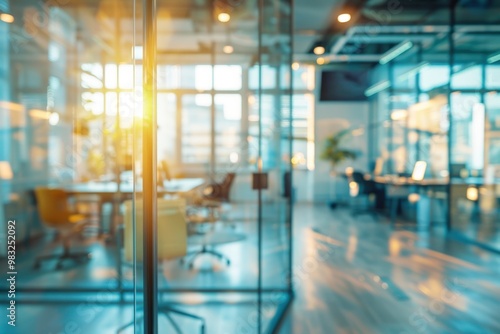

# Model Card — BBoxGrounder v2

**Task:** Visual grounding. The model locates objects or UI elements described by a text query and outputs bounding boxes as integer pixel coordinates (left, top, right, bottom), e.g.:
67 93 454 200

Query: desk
370 176 448 226
372 175 448 187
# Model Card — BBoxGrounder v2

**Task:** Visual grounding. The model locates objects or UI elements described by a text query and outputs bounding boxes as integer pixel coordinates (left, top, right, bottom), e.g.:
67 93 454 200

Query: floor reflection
280 204 500 334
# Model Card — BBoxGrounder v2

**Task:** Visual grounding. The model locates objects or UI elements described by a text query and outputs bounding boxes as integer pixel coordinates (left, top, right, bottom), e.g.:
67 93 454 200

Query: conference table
65 178 206 196
64 178 206 235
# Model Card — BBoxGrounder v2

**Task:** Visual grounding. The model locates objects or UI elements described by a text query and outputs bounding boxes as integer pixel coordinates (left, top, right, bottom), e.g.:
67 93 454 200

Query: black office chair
347 171 383 217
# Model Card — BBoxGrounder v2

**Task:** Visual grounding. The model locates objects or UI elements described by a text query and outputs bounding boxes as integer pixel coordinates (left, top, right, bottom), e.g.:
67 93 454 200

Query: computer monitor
412 161 427 181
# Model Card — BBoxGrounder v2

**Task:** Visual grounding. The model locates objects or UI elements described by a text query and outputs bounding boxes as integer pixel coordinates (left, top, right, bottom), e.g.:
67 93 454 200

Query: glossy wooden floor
279 205 500 334
2 204 500 333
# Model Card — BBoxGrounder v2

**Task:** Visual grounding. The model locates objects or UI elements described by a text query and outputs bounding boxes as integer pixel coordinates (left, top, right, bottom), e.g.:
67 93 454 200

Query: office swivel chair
181 173 237 268
202 172 236 203
34 188 93 269
347 171 382 216
119 198 205 334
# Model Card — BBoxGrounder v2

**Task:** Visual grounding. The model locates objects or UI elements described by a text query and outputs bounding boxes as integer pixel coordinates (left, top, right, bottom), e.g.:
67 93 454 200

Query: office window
81 92 104 115
81 63 103 89
249 65 277 89
486 65 500 89
281 94 314 170
450 93 481 165
486 93 500 131
102 64 135 89
157 65 180 89
173 65 213 90
181 94 211 163
215 94 242 164
451 65 482 90
248 94 275 168
105 64 118 89
215 65 242 90
420 65 449 92
157 93 176 161
281 64 315 90
118 64 135 89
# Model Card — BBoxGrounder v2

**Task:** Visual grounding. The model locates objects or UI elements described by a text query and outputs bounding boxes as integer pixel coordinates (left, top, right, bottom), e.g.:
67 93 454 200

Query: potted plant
320 129 358 208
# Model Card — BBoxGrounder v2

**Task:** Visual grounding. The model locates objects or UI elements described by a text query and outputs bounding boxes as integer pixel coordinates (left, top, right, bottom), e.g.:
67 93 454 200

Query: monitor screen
320 70 369 101
412 161 427 181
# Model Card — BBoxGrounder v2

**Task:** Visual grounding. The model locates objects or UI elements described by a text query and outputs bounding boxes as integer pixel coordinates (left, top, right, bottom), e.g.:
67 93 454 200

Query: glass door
133 0 294 333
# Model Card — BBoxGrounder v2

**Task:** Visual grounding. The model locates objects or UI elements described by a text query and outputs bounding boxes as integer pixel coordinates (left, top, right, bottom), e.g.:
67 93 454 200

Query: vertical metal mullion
415 45 422 163
481 62 486 172
143 0 158 332
210 43 216 177
114 0 122 237
257 0 264 332
176 93 182 165
241 66 250 167
388 63 394 174
446 0 457 233
287 0 294 295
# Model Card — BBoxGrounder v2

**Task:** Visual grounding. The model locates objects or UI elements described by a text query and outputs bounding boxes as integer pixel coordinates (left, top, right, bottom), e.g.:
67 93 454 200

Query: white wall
313 100 370 204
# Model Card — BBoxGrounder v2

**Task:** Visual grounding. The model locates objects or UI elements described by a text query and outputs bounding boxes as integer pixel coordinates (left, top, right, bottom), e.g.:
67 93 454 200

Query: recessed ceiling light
292 62 300 70
218 12 230 23
223 45 234 54
316 57 325 65
313 46 325 55
337 13 351 23
0 13 14 23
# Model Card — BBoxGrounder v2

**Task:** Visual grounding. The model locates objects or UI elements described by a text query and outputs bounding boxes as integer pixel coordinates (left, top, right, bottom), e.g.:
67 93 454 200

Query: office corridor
279 204 500 334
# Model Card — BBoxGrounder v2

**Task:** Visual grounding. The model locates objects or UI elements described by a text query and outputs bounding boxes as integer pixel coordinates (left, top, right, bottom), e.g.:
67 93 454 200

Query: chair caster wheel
56 262 64 270
33 262 40 270
226 259 230 265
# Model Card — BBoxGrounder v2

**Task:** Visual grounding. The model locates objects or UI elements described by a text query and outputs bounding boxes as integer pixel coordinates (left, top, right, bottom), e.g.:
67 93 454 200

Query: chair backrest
123 198 187 263
219 173 236 201
348 172 376 196
34 188 72 227
350 171 365 183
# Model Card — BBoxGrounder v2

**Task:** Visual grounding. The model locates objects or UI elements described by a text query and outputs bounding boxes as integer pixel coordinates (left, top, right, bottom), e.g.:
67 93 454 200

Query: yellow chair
34 188 92 269
123 198 187 263
119 198 205 334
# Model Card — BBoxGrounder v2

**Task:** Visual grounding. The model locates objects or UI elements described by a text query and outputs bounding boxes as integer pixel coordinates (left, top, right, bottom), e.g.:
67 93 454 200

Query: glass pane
214 65 242 90
420 65 450 91
486 65 500 89
0 0 142 333
158 65 180 89
249 65 277 89
215 94 241 165
157 93 177 161
451 65 482 89
181 94 211 163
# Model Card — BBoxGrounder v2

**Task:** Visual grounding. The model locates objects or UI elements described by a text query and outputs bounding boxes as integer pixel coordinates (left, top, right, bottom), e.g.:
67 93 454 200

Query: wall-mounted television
319 70 369 101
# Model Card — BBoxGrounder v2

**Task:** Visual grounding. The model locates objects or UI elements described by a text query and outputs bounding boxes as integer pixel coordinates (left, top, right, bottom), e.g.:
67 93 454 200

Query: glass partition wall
0 0 293 333
367 2 500 251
